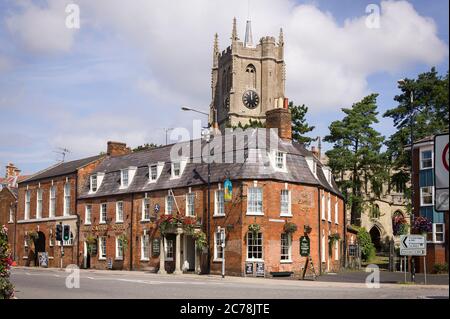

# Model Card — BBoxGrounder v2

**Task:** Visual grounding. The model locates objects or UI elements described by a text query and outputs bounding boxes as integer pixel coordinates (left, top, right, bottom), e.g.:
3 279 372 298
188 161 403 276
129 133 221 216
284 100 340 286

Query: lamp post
181 106 212 274
398 79 415 283
164 128 174 145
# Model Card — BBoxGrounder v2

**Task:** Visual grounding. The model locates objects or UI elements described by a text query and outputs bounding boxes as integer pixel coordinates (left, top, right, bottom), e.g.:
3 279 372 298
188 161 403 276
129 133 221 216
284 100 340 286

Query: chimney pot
283 98 289 109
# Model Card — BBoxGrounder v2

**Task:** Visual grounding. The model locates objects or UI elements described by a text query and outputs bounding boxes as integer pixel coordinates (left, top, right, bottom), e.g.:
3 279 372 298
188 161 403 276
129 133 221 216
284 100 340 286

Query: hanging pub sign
154 204 160 214
224 179 233 202
245 262 254 275
349 244 358 257
152 238 160 257
300 236 310 257
256 262 265 277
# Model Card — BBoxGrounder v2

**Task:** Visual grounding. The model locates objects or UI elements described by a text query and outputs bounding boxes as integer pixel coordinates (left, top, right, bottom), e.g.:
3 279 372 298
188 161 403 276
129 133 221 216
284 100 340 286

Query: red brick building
14 155 105 268
76 108 345 278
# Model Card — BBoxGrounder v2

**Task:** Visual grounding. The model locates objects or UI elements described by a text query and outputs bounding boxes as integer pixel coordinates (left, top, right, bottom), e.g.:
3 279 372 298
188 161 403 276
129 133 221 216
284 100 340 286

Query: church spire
278 27 284 46
244 20 253 48
231 17 239 42
213 33 219 68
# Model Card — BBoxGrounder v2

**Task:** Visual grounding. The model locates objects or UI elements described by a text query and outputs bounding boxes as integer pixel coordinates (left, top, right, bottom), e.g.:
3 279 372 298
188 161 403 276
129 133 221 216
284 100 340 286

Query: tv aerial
53 147 71 163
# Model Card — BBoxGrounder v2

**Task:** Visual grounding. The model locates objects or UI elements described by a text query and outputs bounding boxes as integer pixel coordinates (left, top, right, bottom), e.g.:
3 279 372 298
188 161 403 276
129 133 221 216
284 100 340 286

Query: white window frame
334 199 339 225
321 192 325 220
121 169 129 188
186 192 195 217
63 182 71 216
142 198 150 221
327 194 331 222
246 187 263 216
420 148 434 170
149 165 158 182
280 189 292 217
36 188 43 219
430 223 445 244
273 150 287 171
246 232 263 261
165 195 175 215
25 190 30 220
141 235 150 261
165 238 174 261
420 186 434 206
214 230 225 261
49 185 56 218
100 203 107 224
334 240 339 260
85 205 92 225
99 237 107 260
90 174 98 192
280 233 292 263
116 201 124 223
214 189 225 216
9 206 14 223
116 237 124 260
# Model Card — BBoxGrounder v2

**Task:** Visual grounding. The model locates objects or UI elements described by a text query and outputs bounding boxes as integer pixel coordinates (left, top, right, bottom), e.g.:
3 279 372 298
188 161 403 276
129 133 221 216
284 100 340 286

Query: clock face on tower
242 90 259 109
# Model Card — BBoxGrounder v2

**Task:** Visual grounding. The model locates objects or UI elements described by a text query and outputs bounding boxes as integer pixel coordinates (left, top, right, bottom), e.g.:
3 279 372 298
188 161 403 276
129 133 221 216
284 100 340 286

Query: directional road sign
400 235 426 256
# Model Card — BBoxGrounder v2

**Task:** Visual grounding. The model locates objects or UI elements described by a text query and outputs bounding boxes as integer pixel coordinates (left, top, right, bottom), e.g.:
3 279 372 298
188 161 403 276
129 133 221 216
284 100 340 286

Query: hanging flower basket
283 222 298 234
328 233 340 244
303 225 312 234
393 215 409 236
412 216 432 235
193 231 207 251
248 223 260 235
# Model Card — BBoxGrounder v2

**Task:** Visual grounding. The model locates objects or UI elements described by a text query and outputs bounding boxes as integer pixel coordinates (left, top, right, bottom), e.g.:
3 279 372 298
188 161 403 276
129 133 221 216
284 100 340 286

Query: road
10 267 449 299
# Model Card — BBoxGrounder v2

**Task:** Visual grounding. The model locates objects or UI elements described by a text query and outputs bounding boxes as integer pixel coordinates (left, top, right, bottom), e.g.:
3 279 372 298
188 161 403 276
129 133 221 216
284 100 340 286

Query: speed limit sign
434 133 449 212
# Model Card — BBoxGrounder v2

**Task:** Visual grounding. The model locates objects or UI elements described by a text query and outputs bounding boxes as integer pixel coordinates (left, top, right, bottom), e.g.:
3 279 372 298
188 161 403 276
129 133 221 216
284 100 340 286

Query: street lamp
181 106 212 274
398 78 416 283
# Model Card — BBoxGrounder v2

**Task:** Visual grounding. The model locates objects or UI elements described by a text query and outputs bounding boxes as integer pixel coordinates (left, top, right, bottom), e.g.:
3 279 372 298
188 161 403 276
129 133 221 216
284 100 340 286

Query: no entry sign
434 134 449 212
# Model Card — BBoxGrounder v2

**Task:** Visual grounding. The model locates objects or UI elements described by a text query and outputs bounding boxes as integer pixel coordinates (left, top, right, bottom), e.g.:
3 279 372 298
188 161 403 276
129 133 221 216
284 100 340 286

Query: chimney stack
265 100 292 140
311 146 320 158
107 141 131 157
5 163 19 178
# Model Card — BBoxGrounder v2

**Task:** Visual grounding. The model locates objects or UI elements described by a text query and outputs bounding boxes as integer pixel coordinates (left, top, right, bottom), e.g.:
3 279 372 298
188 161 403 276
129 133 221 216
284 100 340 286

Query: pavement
9 266 449 299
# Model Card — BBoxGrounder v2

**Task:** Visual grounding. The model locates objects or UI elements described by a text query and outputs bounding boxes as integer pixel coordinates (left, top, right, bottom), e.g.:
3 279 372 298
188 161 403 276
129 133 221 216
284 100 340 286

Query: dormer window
120 167 137 189
89 172 105 193
148 162 164 183
322 166 332 184
121 169 129 187
306 156 318 178
172 162 181 177
272 150 287 172
90 175 98 192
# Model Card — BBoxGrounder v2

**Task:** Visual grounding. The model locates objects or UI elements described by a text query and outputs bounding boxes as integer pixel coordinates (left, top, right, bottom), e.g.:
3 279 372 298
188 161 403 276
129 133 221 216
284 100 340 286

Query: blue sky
0 0 448 176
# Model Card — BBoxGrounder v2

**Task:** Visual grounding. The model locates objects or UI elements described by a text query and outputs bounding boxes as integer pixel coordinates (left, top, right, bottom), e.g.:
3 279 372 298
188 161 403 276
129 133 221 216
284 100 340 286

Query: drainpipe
317 188 322 276
129 193 134 270
75 175 80 267
343 197 347 269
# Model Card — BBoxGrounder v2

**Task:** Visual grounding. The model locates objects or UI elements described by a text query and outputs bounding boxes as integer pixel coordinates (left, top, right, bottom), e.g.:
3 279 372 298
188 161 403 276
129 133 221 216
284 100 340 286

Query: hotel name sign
81 224 126 233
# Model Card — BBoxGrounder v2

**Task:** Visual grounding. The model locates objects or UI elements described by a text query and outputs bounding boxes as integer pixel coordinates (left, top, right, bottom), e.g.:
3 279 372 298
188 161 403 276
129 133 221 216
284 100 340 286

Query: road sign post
400 235 426 283
434 133 449 212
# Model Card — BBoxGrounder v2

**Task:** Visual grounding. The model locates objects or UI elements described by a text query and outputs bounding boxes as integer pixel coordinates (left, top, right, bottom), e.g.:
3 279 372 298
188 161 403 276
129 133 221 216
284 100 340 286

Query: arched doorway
369 226 382 252
34 231 46 266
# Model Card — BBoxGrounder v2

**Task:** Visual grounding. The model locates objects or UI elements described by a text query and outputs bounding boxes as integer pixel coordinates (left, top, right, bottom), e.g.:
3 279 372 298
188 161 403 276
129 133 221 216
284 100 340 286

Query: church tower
210 18 286 130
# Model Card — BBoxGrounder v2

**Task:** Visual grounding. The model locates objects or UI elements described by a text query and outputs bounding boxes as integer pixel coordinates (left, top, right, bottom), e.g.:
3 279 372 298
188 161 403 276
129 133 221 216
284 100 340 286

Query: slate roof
20 155 104 184
79 129 342 199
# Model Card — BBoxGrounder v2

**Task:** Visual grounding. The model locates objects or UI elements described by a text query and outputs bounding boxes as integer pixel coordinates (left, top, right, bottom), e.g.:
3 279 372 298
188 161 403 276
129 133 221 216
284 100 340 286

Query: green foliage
193 231 207 250
383 68 449 188
432 263 448 274
248 223 261 235
324 94 387 225
118 233 129 252
0 226 14 299
355 226 376 262
229 119 265 130
132 143 161 152
289 101 315 145
283 222 298 234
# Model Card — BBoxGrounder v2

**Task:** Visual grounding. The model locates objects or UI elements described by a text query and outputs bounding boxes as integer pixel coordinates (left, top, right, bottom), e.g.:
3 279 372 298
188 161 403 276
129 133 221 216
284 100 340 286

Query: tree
383 68 449 192
289 102 315 145
132 143 161 152
0 225 14 299
324 94 386 226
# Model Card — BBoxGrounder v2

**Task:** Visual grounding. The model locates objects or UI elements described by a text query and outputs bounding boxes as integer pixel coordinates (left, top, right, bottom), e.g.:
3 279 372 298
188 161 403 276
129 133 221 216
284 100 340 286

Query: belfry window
246 64 256 88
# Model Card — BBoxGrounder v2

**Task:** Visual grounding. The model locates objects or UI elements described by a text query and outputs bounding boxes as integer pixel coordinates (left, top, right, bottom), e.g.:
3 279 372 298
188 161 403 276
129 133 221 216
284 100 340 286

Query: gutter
317 187 322 276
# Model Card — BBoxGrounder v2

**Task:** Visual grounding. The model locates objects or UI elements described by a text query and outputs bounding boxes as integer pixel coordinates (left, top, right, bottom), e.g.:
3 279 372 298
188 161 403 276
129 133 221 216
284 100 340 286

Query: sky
0 0 448 176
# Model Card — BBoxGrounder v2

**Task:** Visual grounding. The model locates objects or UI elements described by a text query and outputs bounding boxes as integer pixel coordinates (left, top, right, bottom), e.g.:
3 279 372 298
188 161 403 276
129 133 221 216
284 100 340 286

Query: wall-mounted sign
434 133 449 212
245 262 253 275
300 236 310 257
38 252 49 268
256 262 265 277
224 179 233 202
152 238 160 257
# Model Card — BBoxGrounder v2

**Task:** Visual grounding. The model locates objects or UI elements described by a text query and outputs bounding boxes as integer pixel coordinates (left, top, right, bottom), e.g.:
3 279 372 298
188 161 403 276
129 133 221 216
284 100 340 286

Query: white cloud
6 0 77 54
0 55 12 73
75 0 447 112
